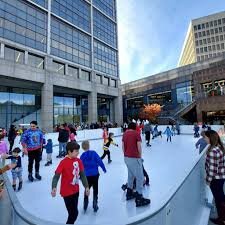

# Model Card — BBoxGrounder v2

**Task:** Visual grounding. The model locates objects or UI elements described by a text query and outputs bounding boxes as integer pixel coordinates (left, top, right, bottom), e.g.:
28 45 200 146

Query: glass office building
0 0 122 131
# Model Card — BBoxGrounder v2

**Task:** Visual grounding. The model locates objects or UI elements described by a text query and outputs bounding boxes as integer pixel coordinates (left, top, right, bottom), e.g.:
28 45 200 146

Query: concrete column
88 91 97 124
41 75 54 132
114 94 123 126
0 43 4 58
47 0 52 55
65 64 68 75
109 99 114 123
45 56 53 71
196 104 202 123
24 51 28 64
78 68 82 79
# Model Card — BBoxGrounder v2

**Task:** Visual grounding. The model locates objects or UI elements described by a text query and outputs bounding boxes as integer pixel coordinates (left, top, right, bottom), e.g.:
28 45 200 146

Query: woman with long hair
205 130 225 225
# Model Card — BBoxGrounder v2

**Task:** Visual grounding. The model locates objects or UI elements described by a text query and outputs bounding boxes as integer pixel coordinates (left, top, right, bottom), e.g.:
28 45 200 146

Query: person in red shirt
122 122 150 207
51 142 90 224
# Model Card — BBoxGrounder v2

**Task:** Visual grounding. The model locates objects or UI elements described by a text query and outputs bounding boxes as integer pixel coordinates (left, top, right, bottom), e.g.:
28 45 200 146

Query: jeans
63 193 79 224
124 157 144 195
59 142 67 156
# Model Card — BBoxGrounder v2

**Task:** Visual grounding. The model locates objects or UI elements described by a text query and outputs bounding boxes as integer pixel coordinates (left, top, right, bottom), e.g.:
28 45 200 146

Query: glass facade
97 97 111 122
53 94 88 125
0 86 41 130
93 8 117 48
52 0 91 33
93 0 116 20
94 40 118 76
0 0 47 52
176 81 194 106
51 17 91 67
4 46 25 64
30 0 48 8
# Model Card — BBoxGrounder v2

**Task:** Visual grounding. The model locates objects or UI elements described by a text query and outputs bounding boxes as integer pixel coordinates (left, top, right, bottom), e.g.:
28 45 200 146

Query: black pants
28 149 41 174
145 131 150 144
133 165 149 188
84 174 99 201
9 140 15 153
210 179 225 217
63 193 79 224
167 136 171 142
101 150 111 161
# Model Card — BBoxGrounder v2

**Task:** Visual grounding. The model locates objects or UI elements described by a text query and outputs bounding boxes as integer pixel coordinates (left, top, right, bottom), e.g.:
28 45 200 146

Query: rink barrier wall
1 126 222 225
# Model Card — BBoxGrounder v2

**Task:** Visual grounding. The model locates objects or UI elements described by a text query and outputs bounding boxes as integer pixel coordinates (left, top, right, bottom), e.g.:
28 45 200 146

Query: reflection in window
93 0 116 20
80 70 90 81
68 66 78 78
96 75 102 84
28 53 44 69
52 61 65 75
103 76 109 86
176 82 193 105
4 46 25 64
111 79 116 87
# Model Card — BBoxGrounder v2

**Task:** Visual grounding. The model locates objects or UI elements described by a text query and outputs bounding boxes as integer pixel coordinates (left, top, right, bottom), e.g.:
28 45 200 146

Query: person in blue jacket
43 139 53 166
164 126 173 142
80 140 107 213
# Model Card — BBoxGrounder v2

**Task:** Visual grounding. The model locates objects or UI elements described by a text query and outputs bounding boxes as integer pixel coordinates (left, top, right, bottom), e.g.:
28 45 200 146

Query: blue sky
117 0 225 84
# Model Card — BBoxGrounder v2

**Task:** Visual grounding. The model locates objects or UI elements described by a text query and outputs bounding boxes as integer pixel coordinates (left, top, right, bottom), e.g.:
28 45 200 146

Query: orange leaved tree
139 104 161 122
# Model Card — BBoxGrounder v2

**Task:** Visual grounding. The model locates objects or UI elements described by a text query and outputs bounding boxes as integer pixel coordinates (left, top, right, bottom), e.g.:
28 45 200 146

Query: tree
139 104 161 122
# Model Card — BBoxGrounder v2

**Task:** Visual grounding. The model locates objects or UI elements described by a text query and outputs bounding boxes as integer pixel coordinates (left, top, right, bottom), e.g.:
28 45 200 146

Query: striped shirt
205 146 225 184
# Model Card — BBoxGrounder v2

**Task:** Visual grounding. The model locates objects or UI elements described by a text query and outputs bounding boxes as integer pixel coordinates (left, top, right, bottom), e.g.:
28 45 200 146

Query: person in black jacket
57 124 69 158
8 125 17 154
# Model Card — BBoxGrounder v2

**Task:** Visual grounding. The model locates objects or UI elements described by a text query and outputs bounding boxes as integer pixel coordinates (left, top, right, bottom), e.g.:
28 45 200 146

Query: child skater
80 140 106 212
164 126 173 142
101 132 118 164
51 142 90 225
4 147 23 191
44 139 53 166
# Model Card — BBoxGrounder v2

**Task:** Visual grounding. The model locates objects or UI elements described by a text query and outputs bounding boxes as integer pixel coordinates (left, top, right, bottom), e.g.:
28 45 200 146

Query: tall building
178 11 225 66
0 0 122 131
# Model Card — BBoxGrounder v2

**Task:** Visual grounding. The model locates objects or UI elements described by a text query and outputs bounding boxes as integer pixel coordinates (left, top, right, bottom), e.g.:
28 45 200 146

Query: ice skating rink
10 134 200 225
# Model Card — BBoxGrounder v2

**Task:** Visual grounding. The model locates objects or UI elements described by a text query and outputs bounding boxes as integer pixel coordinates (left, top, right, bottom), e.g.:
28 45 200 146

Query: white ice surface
8 134 200 225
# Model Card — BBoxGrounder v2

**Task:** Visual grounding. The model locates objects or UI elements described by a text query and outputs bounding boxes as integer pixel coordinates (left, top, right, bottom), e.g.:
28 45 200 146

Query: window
200 47 203 53
217 44 220 50
223 18 225 24
52 61 65 75
80 70 90 81
207 38 211 43
4 46 24 64
208 46 212 51
196 48 199 54
111 79 116 88
210 29 214 35
212 37 215 42
203 39 206 44
195 40 199 46
195 33 198 38
197 56 201 61
215 28 218 34
93 0 116 20
202 31 206 36
198 24 201 30
202 24 205 29
194 25 197 31
28 53 44 69
214 20 218 26
204 47 207 52
206 30 210 35
212 45 216 51
221 43 225 50
201 55 204 60
96 75 102 84
103 76 109 86
218 19 222 25
198 32 202 37
206 22 209 28
219 27 223 33
210 21 213 27
209 54 212 58
68 66 78 78
216 36 219 42
199 40 203 45
220 35 224 41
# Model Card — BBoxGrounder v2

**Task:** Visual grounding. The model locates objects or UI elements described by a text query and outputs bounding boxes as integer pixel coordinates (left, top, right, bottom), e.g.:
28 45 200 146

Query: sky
117 0 225 84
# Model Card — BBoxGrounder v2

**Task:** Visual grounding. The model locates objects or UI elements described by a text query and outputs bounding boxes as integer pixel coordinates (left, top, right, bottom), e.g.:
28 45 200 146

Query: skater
57 124 69 158
101 132 118 164
195 131 208 154
205 130 225 225
51 142 90 224
102 127 109 143
69 132 76 142
171 124 176 136
4 147 23 191
8 125 17 154
80 140 106 212
44 139 53 166
194 123 200 138
122 122 151 207
144 121 152 146
164 126 173 142
21 121 44 182
176 121 180 135
0 133 9 165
